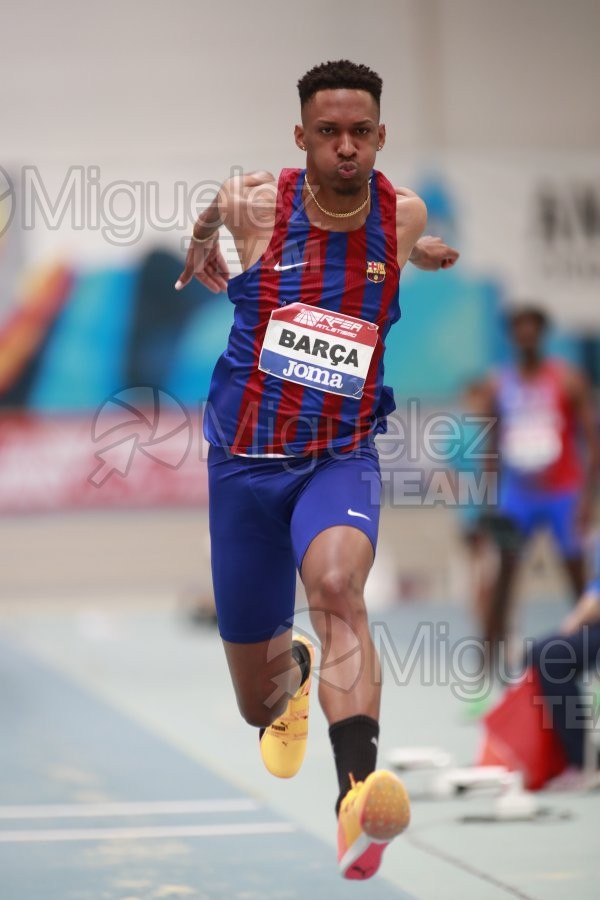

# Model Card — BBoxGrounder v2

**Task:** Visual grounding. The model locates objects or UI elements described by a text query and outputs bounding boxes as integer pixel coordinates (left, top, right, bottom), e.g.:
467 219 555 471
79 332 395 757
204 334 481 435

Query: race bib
258 302 378 399
501 417 562 473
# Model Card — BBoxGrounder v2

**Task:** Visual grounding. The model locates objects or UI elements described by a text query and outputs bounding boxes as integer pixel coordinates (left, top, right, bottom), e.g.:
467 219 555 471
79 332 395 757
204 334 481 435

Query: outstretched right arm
175 172 277 293
174 182 230 293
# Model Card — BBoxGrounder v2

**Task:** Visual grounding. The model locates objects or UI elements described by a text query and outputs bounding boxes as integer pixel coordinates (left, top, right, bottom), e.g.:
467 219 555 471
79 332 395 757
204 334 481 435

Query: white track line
0 822 296 844
0 799 259 821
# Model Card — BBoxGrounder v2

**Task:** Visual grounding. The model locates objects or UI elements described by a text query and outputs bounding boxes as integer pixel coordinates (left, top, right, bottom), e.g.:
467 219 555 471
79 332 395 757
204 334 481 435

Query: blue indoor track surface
1 571 598 900
0 636 411 900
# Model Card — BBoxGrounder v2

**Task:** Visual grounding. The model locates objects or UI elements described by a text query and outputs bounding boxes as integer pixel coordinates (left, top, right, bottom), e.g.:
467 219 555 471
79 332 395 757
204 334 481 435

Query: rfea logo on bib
259 302 378 399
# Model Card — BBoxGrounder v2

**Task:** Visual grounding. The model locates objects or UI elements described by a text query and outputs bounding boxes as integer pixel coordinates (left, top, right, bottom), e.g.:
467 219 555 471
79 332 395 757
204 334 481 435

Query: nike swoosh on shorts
347 509 371 521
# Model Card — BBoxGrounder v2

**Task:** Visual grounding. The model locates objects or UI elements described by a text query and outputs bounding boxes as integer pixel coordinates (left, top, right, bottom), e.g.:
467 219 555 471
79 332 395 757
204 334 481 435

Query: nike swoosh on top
273 261 309 272
348 509 371 521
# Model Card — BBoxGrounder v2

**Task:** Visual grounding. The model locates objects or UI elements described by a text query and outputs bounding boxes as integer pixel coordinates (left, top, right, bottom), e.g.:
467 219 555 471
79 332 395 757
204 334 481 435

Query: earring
300 145 306 151
377 145 383 150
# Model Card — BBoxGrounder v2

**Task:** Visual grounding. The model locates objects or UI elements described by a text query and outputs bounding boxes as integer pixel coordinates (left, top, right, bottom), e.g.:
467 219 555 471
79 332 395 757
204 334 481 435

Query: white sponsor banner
407 153 600 330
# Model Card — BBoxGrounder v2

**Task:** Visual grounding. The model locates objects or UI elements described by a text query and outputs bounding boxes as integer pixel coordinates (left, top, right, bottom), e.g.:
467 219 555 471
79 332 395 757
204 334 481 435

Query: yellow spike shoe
260 635 315 779
337 770 411 880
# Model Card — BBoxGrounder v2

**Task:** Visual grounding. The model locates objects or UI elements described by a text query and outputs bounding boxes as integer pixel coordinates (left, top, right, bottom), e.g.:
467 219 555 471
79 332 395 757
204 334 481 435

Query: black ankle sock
258 640 311 743
329 715 379 816
291 638 311 687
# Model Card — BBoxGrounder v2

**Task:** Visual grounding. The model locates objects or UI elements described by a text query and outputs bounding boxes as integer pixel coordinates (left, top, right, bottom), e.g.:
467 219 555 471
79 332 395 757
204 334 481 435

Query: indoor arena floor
1 509 598 899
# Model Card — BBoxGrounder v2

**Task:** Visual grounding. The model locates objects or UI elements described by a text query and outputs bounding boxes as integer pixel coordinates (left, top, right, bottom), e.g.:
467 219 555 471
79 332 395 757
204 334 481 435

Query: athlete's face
295 89 385 195
511 316 545 357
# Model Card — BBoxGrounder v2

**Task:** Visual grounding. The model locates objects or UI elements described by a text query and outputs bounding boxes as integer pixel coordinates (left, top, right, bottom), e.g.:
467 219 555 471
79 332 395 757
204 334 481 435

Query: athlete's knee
233 666 291 727
236 689 287 729
238 703 277 729
310 567 364 610
308 571 369 643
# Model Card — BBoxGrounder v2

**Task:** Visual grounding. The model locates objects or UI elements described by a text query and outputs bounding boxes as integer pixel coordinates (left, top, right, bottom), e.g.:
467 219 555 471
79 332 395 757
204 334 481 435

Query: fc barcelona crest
366 260 386 283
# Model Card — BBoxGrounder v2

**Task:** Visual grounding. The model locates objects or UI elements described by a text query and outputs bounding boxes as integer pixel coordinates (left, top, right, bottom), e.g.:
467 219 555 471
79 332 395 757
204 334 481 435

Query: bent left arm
395 186 459 271
409 235 460 271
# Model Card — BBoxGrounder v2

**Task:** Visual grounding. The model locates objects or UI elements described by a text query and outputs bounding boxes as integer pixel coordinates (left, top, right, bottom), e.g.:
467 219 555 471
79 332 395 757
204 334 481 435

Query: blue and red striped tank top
204 167 401 455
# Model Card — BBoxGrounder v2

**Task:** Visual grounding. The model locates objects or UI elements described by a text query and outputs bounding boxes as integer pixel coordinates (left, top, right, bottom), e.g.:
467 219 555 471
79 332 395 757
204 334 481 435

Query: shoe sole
339 771 410 880
339 831 387 880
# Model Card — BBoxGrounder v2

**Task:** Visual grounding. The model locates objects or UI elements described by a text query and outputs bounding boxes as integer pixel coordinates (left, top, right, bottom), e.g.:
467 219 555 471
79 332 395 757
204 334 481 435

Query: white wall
1 0 599 323
3 0 599 166
437 0 600 151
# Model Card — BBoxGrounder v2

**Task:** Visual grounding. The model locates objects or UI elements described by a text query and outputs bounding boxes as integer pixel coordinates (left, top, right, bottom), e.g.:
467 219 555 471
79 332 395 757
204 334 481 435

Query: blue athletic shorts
207 444 381 643
498 478 583 559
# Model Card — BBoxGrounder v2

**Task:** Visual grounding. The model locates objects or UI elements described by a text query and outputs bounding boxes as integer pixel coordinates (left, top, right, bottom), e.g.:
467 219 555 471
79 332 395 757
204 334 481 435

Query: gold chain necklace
304 174 371 219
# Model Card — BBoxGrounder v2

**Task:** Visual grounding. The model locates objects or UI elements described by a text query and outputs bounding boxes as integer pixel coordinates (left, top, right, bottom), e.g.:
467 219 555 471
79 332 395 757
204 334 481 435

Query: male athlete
480 306 599 677
175 60 458 880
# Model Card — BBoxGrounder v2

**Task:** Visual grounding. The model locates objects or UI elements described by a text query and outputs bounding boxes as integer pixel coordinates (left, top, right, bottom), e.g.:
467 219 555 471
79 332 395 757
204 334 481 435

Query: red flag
477 667 568 790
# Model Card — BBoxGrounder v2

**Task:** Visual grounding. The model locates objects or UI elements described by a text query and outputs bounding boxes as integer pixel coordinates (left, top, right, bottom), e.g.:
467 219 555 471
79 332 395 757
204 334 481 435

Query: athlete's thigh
208 446 296 644
290 447 381 590
545 490 583 561
300 526 375 601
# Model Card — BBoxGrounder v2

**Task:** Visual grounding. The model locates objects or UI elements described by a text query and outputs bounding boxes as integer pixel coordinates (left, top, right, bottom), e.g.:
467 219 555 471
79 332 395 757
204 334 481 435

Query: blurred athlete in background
480 306 599 681
176 60 458 880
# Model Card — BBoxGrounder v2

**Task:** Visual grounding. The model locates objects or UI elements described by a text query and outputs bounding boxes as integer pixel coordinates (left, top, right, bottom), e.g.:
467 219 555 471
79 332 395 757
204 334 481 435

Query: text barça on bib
259 302 379 399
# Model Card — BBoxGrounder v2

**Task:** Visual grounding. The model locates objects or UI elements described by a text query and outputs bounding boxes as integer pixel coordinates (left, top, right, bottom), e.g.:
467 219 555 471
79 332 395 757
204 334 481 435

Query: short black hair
297 60 383 108
506 304 550 331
